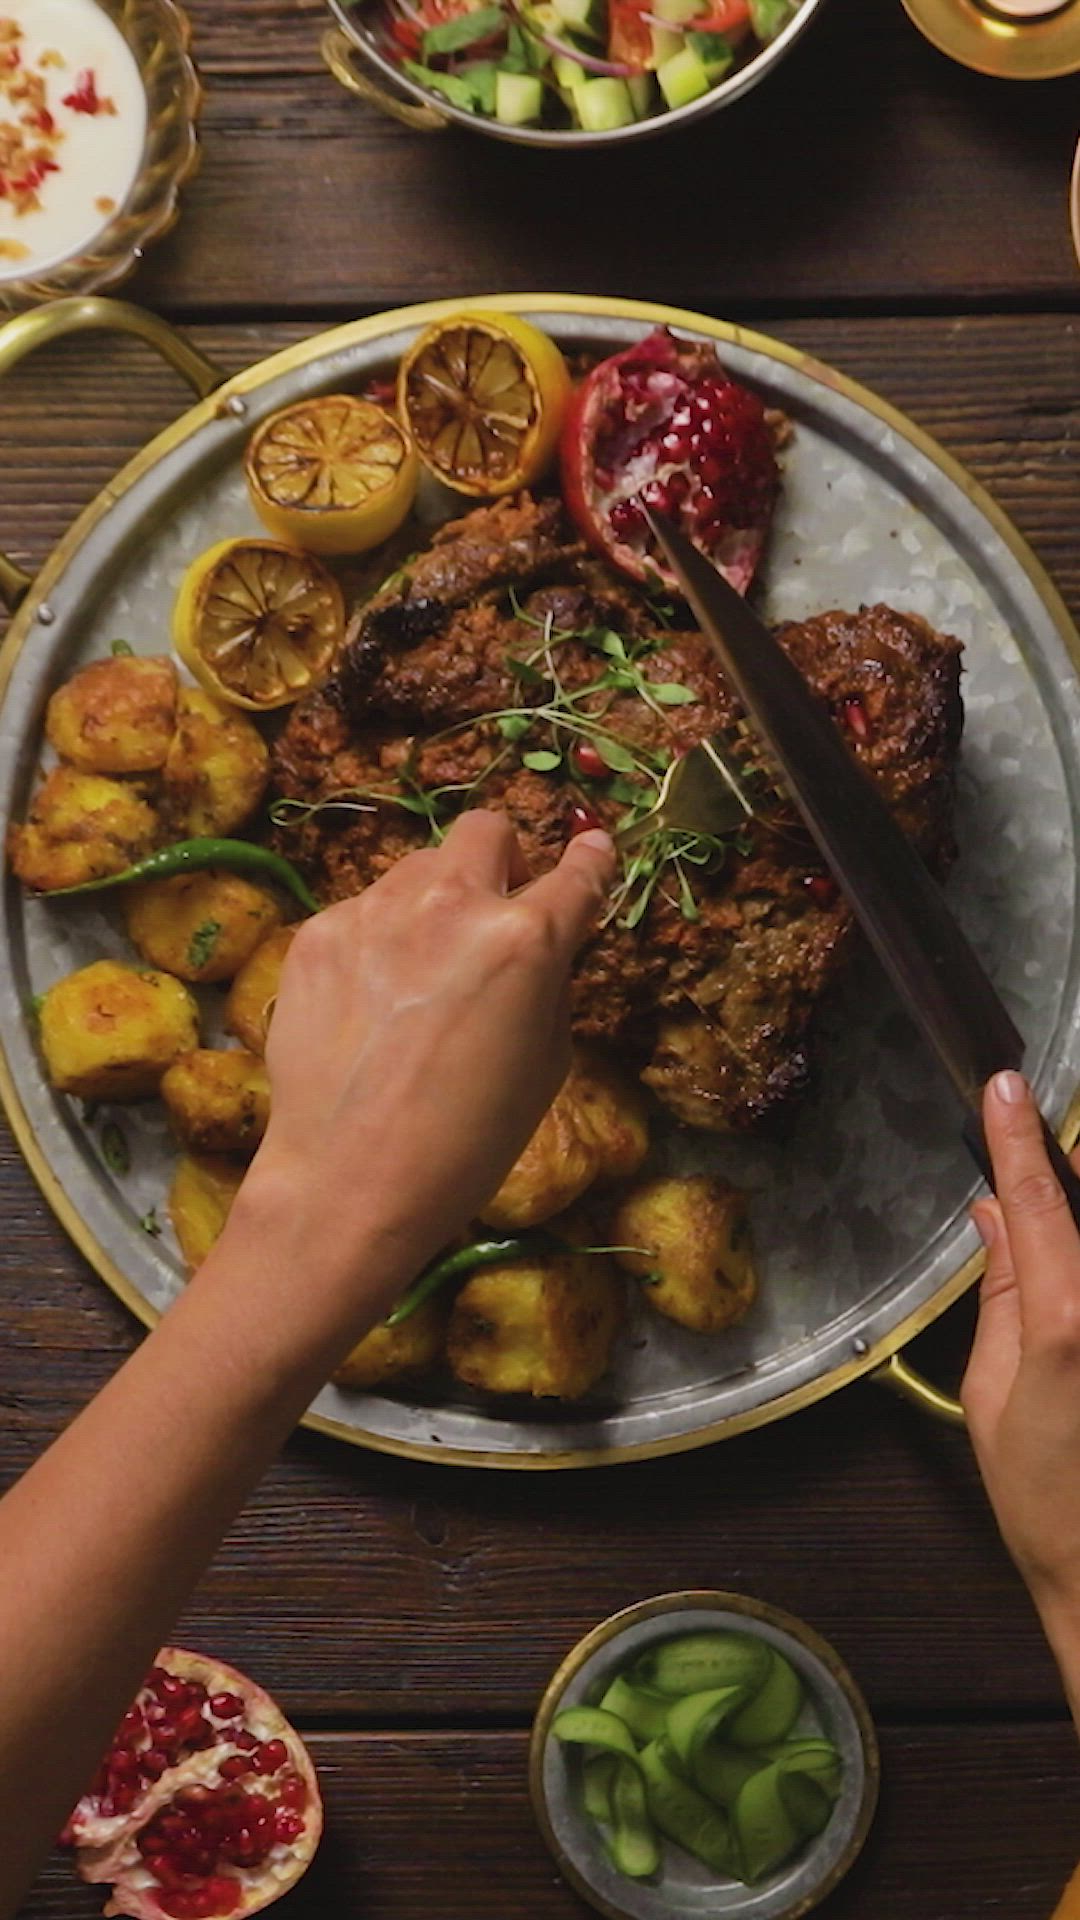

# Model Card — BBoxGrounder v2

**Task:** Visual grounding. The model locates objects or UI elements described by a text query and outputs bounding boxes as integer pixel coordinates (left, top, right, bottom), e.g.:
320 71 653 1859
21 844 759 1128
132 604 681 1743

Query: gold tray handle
321 27 449 131
0 297 226 613
873 1350 966 1427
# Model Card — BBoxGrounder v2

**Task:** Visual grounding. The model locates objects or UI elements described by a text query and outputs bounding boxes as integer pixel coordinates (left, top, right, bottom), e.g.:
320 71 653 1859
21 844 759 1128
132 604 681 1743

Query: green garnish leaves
186 919 222 972
497 713 532 741
139 1208 162 1238
506 653 547 685
110 638 135 657
101 1121 130 1176
650 682 698 706
422 4 503 54
594 736 637 773
522 748 563 773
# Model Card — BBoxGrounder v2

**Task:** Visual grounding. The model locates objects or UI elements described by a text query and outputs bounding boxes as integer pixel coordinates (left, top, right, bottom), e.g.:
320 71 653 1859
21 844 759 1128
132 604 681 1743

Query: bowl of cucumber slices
322 0 827 145
530 1591 879 1920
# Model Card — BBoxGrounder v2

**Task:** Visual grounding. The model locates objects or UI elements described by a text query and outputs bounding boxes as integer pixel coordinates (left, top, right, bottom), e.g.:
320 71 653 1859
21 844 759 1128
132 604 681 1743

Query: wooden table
2 1 1079 1913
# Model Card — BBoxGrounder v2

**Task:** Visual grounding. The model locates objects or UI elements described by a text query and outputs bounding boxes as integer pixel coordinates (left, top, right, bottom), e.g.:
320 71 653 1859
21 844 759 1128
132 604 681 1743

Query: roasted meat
271 494 963 1132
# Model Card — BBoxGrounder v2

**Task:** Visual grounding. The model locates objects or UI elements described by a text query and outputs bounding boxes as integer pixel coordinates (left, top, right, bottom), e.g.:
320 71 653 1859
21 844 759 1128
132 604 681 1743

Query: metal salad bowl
319 0 828 145
2 291 1080 1469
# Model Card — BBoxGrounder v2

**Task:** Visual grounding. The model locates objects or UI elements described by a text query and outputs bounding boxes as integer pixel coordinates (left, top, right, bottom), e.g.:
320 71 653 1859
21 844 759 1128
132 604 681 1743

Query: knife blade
644 505 1080 1219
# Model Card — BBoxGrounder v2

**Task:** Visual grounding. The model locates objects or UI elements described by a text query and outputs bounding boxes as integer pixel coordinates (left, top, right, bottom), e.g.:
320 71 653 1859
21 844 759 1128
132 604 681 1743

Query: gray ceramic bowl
530 1591 879 1920
320 0 828 147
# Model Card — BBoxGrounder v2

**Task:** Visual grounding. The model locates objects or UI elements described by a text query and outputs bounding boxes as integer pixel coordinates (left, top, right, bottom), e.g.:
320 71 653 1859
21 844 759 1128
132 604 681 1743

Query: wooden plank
18 1725 1080 1919
86 0 1079 314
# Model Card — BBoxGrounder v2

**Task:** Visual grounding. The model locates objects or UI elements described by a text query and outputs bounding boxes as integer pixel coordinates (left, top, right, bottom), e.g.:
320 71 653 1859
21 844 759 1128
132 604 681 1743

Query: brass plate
899 0 1080 78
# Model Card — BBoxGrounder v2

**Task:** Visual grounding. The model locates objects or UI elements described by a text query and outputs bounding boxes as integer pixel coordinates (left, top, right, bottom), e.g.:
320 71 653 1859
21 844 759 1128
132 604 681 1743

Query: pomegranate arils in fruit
65 1649 323 1920
841 695 870 742
573 741 606 779
561 326 780 598
568 802 601 839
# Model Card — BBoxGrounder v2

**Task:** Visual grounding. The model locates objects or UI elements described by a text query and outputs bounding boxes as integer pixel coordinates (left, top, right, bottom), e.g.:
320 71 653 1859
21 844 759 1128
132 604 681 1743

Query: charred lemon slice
173 538 345 711
244 395 419 556
398 311 571 497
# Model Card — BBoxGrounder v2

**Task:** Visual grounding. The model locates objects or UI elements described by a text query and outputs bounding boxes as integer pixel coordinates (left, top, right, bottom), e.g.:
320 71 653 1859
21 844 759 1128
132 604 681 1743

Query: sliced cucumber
599 1673 671 1743
552 51 587 94
494 69 544 123
728 1649 803 1748
627 71 656 115
649 23 682 65
573 76 636 131
656 42 710 108
651 0 704 23
550 0 605 37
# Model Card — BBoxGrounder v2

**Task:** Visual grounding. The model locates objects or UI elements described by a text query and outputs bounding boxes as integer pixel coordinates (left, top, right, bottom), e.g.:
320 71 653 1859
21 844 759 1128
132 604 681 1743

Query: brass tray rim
2 290 1079 1469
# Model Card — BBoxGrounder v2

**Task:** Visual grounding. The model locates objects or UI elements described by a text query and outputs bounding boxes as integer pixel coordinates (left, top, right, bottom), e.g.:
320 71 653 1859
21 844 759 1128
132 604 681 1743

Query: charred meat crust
272 495 963 1133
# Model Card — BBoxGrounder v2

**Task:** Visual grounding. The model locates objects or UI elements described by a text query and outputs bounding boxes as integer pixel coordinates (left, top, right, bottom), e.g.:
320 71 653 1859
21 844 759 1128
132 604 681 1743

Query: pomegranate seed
218 1756 250 1782
209 1692 243 1720
279 1775 308 1809
141 1749 169 1781
205 1879 242 1914
120 1708 144 1738
233 1730 259 1752
158 1672 185 1698
274 1809 305 1842
177 1787 211 1810
568 803 601 839
109 1747 138 1778
574 742 606 779
805 874 837 907
666 471 689 505
98 1795 116 1818
841 696 870 741
640 479 670 515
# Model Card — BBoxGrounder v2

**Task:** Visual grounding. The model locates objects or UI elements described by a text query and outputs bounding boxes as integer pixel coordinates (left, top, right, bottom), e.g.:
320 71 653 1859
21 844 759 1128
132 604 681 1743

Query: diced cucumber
656 42 710 108
627 71 656 115
686 29 733 78
550 0 605 38
749 0 796 39
574 75 636 130
462 57 498 112
495 68 544 122
649 24 682 66
652 0 704 26
553 50 588 92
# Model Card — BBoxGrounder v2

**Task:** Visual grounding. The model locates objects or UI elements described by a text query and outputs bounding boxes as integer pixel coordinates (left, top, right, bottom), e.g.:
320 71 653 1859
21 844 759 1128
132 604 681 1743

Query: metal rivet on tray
222 395 247 419
852 1336 869 1356
37 604 55 627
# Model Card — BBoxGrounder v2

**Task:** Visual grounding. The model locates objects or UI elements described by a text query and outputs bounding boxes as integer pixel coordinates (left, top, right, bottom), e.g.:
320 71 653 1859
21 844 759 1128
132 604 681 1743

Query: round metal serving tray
2 292 1080 1469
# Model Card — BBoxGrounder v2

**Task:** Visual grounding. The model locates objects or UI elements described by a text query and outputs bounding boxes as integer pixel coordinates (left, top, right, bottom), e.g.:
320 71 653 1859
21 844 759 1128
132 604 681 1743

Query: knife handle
962 1112 1080 1234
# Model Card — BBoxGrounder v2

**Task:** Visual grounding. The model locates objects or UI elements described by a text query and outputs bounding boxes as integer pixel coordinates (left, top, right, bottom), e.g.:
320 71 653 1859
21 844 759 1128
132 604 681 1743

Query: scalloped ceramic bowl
0 0 200 311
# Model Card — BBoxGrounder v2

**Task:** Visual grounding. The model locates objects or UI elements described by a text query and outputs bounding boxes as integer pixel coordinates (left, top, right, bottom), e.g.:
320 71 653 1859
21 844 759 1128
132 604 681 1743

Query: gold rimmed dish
529 1591 880 1920
899 0 1080 78
0 0 200 311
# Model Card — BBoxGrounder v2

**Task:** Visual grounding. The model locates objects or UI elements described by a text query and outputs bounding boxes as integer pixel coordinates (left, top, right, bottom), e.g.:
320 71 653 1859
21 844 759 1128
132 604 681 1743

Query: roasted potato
611 1174 757 1335
161 687 270 838
7 766 159 892
333 1298 447 1392
124 870 284 984
45 654 178 774
161 1048 271 1156
39 959 199 1101
223 926 295 1054
169 1152 246 1270
447 1244 622 1399
481 1049 649 1231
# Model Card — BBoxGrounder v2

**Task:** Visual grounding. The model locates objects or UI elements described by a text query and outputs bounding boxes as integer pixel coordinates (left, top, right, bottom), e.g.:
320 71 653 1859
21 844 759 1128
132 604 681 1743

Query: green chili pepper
40 837 319 917
386 1230 563 1327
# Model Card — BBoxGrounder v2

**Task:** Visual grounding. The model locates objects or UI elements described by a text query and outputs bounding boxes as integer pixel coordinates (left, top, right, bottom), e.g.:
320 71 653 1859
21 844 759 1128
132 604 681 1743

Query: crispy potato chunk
169 1152 246 1270
481 1049 649 1231
333 1299 447 1392
447 1245 622 1399
223 926 295 1054
161 687 270 838
45 654 178 773
7 766 159 892
161 1048 271 1156
39 959 199 1101
124 871 284 984
612 1175 757 1335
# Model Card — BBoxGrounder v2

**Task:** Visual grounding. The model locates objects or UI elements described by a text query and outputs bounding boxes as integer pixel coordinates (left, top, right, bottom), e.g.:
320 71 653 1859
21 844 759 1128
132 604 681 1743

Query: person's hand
247 810 615 1304
962 1071 1080 1679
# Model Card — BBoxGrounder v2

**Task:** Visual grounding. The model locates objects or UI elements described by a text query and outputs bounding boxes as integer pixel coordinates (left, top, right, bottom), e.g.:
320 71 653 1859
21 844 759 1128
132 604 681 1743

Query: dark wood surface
2 1 1079 1914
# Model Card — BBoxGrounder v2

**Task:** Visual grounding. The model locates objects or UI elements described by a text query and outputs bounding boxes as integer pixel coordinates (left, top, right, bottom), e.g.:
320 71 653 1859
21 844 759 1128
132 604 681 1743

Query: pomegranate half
62 1648 322 1920
560 326 780 597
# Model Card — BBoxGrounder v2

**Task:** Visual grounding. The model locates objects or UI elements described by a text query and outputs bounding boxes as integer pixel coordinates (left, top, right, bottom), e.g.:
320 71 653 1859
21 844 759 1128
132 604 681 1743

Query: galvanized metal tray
2 292 1079 1468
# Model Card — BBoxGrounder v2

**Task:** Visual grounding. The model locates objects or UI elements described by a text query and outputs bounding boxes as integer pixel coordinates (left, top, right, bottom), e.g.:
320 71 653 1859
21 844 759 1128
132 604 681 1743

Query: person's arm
0 810 615 1917
962 1070 1080 1734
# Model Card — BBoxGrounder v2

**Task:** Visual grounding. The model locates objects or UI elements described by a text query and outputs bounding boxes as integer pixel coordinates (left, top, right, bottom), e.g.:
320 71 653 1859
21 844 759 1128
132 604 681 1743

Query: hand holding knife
642 504 1080 1227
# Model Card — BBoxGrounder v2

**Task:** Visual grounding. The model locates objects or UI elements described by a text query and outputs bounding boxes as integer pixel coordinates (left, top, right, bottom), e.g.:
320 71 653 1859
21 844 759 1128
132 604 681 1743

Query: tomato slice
608 0 653 69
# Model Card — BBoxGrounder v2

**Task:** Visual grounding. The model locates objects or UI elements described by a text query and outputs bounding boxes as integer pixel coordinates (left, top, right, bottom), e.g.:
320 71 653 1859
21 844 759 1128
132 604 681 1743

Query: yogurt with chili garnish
0 0 146 283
